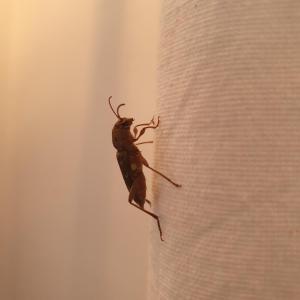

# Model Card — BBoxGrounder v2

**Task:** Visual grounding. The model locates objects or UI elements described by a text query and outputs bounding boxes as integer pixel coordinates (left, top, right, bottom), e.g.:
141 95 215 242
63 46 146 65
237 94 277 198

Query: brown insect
109 96 181 241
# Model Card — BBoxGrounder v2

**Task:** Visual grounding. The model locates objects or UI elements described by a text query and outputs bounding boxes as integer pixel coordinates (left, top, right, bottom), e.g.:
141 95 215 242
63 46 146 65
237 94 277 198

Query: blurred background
1 1 160 299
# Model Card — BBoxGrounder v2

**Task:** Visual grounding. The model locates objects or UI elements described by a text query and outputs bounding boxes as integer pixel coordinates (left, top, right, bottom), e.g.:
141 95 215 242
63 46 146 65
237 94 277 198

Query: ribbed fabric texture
148 1 300 299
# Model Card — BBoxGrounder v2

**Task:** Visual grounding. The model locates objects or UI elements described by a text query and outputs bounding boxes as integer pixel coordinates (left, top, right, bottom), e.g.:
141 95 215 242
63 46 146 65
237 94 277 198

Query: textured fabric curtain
149 1 300 299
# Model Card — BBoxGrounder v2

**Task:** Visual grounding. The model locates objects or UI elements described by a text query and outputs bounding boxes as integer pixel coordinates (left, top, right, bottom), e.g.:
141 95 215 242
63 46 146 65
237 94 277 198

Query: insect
109 96 181 241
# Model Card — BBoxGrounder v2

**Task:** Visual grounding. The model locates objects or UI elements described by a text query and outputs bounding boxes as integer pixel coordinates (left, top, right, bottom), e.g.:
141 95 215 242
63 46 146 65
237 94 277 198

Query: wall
0 1 159 299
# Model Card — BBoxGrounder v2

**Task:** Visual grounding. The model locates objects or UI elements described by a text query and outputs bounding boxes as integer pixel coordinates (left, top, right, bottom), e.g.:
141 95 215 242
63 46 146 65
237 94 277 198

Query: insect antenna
116 103 125 118
108 96 125 119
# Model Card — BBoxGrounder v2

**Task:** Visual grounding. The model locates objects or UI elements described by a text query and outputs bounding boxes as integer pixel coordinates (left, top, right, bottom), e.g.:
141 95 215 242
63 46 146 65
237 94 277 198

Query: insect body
109 96 181 241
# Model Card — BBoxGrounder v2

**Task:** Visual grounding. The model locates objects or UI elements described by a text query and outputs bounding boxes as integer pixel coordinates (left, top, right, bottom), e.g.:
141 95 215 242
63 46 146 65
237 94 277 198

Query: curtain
149 1 300 299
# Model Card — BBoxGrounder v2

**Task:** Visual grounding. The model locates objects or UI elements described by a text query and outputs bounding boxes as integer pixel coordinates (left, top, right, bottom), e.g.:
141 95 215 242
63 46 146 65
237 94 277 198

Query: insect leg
130 202 164 241
141 156 181 187
146 165 181 187
134 117 160 141
145 199 152 207
135 141 153 146
133 116 155 137
128 183 163 241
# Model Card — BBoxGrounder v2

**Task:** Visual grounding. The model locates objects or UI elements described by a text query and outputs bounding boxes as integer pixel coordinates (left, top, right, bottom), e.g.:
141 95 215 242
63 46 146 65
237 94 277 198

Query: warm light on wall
0 1 160 299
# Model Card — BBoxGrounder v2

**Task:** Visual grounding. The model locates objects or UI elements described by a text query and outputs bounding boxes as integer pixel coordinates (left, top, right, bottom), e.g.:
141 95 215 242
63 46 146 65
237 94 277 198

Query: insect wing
116 151 133 191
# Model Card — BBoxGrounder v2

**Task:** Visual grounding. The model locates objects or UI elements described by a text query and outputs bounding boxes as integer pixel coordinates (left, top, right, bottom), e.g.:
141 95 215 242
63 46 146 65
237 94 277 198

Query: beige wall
0 1 159 299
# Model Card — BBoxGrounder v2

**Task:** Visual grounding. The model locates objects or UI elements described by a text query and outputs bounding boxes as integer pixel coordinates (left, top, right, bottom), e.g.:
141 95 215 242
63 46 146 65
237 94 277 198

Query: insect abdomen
116 150 146 207
117 151 133 191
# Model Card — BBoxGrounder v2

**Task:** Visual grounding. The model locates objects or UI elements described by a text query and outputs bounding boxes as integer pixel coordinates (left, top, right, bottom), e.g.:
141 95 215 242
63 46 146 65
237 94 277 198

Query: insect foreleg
133 117 160 141
133 116 155 137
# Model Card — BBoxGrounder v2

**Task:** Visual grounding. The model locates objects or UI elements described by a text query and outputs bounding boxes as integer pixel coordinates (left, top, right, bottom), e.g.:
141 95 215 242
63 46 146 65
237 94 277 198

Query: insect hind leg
129 202 164 241
128 182 163 241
